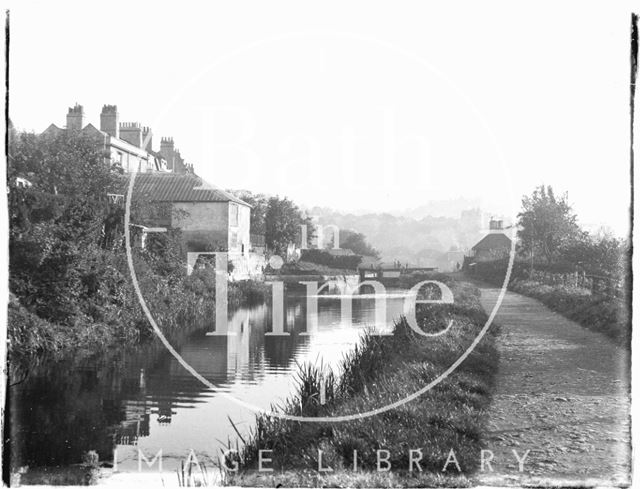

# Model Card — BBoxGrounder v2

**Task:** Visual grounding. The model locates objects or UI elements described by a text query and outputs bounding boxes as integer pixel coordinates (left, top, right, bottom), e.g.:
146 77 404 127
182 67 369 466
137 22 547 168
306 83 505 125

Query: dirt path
474 284 631 487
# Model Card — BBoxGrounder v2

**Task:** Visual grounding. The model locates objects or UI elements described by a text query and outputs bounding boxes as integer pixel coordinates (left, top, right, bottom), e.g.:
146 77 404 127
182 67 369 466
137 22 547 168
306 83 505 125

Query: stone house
134 172 251 253
468 219 512 262
133 173 265 279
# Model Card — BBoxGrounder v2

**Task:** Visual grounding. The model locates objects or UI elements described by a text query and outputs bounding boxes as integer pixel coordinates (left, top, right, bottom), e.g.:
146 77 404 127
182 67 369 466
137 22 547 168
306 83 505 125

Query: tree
8 130 127 323
517 185 581 264
226 190 316 256
8 130 124 243
264 196 313 255
338 229 379 258
559 231 627 277
233 192 268 235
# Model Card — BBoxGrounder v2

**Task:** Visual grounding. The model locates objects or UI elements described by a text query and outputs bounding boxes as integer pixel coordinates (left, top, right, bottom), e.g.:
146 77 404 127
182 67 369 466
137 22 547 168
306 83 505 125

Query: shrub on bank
229 280 270 308
225 278 498 486
8 248 268 365
300 249 362 270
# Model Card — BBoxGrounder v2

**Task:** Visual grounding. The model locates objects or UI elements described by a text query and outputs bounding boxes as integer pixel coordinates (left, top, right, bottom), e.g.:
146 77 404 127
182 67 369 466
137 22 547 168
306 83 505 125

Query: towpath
474 284 630 486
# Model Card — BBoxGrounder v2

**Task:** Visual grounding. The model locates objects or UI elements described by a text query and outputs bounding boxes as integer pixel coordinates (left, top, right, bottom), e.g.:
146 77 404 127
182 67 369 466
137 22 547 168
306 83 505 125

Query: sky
7 0 635 236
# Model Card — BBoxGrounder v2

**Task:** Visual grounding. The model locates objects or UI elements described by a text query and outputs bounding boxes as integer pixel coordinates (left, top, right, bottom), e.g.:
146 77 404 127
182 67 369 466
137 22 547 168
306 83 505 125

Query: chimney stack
141 126 153 151
119 122 142 147
160 137 175 169
100 105 119 138
66 104 84 131
489 218 503 231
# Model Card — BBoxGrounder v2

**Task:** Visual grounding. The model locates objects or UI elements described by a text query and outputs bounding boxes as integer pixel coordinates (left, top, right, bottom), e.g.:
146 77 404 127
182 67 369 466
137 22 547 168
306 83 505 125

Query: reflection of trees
7 321 213 469
8 364 123 468
263 335 301 370
8 292 361 471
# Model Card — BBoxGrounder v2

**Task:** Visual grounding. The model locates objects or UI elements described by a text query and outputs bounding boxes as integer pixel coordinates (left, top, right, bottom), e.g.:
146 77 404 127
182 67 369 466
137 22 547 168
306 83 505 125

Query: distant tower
66 104 84 131
100 105 120 138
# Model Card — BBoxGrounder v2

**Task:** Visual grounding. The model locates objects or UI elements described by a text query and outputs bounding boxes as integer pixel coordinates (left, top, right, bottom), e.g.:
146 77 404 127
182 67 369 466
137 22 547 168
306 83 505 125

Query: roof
472 233 512 251
132 172 250 206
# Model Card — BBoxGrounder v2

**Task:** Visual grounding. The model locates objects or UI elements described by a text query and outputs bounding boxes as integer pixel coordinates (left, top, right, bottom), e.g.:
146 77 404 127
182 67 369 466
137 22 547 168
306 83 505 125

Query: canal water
8 287 410 473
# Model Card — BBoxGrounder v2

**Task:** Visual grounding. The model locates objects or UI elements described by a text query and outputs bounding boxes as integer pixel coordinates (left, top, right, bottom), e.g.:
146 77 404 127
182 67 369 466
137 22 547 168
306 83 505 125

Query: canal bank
223 276 500 488
7 278 413 485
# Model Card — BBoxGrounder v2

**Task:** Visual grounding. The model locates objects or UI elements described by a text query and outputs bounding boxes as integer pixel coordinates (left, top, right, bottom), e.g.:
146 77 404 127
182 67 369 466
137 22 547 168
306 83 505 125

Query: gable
41 124 64 136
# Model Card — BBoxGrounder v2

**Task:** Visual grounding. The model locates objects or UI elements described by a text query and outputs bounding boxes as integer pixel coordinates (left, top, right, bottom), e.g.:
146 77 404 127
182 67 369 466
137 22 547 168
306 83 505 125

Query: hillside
309 206 490 269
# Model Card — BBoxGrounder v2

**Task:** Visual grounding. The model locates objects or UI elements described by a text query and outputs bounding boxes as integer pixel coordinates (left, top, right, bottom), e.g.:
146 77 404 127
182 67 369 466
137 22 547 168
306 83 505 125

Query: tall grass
176 458 210 487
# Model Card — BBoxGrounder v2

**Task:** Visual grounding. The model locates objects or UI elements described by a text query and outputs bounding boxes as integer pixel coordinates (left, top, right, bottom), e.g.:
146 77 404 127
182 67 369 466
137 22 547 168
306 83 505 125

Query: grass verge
223 277 498 487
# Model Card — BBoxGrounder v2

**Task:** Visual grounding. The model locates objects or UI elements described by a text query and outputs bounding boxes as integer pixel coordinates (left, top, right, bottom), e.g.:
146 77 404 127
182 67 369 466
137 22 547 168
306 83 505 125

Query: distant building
467 219 512 262
42 104 194 174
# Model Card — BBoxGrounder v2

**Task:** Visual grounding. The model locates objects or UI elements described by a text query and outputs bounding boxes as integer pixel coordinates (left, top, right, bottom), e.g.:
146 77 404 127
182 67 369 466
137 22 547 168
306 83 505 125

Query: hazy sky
7 1 634 235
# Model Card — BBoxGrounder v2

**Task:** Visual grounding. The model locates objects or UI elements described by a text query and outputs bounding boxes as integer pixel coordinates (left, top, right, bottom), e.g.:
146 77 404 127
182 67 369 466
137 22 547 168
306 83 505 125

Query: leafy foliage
517 185 582 263
335 229 379 258
8 131 127 325
228 190 315 255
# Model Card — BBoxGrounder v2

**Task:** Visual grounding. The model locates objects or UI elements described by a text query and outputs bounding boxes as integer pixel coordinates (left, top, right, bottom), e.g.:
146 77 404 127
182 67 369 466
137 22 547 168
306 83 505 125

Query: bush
7 245 270 365
300 249 362 270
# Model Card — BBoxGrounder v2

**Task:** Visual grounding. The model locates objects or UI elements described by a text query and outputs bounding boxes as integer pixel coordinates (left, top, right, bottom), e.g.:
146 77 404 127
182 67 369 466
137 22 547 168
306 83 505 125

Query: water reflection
8 288 409 472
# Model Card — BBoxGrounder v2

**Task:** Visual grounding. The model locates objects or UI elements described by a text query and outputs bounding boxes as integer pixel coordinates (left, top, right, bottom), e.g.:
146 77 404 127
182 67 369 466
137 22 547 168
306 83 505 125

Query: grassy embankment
468 260 630 347
8 254 269 365
223 275 498 488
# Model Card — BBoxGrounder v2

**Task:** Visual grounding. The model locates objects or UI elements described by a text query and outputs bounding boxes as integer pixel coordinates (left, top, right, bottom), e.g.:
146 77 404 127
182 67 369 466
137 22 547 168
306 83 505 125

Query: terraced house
42 104 193 174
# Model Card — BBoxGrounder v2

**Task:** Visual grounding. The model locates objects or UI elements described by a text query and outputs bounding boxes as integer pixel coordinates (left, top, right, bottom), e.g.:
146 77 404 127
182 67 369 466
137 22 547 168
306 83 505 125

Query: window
230 203 239 226
230 231 238 249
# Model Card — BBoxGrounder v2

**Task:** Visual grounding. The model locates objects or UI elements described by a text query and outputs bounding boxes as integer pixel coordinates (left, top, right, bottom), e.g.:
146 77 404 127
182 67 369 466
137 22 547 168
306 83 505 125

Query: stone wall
172 201 229 251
